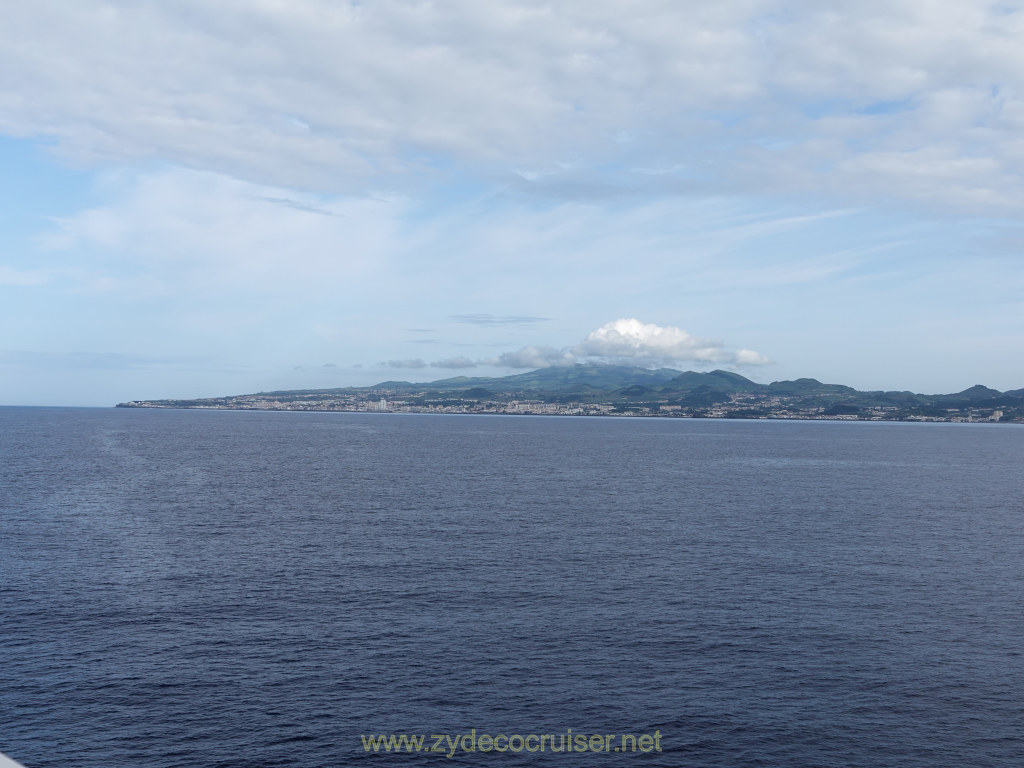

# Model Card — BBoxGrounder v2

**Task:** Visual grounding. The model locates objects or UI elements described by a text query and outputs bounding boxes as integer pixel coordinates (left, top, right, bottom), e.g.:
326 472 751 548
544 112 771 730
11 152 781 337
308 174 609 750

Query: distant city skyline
2 2 1023 406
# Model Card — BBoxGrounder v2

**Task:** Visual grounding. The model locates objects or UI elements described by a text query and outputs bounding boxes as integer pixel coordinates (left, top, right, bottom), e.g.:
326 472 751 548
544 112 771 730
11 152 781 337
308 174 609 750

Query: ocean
2 407 1023 767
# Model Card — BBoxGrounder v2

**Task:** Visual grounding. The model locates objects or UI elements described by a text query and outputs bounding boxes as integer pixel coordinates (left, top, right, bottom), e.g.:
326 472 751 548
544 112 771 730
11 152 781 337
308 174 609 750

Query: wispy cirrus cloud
451 314 552 326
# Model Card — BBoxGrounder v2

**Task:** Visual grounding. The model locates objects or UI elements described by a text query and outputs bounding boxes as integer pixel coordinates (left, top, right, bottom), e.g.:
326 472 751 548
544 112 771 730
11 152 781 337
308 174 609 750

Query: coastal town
118 366 1021 423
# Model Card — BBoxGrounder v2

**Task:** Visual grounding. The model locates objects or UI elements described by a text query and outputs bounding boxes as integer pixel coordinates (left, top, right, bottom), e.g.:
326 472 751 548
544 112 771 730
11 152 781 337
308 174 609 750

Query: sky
2 0 1024 406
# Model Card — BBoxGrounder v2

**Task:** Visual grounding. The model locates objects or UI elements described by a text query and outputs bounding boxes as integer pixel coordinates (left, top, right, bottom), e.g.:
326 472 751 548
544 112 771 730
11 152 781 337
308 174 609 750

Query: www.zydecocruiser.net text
360 729 664 757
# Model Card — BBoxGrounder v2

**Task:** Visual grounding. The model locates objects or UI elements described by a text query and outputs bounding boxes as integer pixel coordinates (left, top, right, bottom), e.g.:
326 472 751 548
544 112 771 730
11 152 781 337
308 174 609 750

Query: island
116 365 1024 423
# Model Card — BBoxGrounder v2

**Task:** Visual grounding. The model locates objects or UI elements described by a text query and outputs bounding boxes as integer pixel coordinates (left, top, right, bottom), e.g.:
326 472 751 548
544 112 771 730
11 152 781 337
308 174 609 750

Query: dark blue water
2 408 1023 767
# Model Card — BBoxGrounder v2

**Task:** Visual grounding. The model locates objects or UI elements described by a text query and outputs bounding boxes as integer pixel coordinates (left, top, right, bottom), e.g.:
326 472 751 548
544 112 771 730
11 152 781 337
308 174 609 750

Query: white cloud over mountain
388 319 771 371
573 318 771 369
574 319 732 366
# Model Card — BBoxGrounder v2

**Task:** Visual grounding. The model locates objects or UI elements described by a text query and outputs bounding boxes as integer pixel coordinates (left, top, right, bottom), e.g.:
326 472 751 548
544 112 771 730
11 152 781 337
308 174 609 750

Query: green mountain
664 370 760 392
765 378 858 396
382 364 686 393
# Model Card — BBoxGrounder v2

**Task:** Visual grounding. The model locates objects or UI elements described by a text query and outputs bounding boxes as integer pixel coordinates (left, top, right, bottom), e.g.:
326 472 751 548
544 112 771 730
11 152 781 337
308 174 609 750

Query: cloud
734 348 772 366
5 2 1023 213
451 314 552 326
575 318 771 367
574 318 723 364
483 345 577 369
481 319 771 370
242 195 342 217
0 266 51 286
430 356 477 369
37 167 400 301
381 359 427 369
